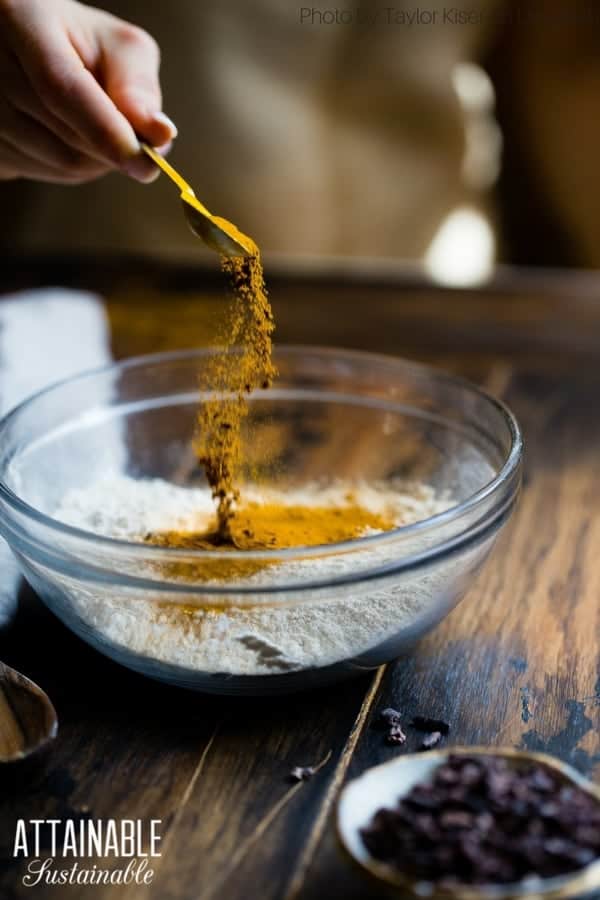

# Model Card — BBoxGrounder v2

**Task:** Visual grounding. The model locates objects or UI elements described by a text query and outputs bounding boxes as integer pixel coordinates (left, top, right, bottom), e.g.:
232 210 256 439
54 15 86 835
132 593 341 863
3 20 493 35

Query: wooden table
0 259 599 899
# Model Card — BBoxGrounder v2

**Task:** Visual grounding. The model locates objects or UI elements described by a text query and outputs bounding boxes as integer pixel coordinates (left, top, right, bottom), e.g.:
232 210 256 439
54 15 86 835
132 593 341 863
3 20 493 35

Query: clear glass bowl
0 347 522 695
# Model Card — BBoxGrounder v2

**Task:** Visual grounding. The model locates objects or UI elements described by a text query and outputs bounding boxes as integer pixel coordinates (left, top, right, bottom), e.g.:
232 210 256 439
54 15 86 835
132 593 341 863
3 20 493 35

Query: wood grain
0 260 598 899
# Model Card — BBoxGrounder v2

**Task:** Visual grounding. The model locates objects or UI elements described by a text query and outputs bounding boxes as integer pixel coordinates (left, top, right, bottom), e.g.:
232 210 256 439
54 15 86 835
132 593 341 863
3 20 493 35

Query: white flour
53 477 473 676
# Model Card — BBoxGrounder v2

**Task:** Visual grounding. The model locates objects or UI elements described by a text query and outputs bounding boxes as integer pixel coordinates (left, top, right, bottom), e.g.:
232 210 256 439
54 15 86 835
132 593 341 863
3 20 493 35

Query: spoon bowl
337 747 600 900
140 144 253 258
0 661 58 763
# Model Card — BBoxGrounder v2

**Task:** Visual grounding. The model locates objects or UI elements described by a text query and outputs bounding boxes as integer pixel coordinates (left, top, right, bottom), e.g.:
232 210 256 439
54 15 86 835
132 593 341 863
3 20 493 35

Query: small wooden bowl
0 661 58 764
337 747 600 900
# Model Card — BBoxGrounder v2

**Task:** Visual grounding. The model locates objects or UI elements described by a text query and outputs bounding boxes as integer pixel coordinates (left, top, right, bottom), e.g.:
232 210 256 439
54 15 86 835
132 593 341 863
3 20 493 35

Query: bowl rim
0 345 523 564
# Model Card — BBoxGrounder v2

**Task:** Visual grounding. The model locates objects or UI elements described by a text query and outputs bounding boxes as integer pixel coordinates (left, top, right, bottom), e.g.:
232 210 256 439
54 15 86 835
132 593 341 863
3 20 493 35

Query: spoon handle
140 142 191 193
140 144 213 219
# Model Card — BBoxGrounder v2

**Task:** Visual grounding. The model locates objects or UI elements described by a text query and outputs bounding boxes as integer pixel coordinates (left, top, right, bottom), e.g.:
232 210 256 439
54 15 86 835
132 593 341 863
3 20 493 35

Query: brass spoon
0 661 58 763
140 143 253 258
338 747 600 900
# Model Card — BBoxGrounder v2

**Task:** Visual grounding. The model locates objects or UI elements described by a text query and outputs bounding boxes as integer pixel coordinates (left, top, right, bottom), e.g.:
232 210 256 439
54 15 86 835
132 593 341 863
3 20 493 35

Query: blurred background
1 0 598 286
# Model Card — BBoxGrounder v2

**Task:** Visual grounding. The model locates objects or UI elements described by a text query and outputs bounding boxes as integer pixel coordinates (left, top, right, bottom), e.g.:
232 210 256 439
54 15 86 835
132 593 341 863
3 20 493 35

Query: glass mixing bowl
0 347 522 695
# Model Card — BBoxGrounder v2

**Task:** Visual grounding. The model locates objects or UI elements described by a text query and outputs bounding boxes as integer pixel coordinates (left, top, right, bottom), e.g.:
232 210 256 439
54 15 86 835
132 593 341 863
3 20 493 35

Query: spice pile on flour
55 478 454 675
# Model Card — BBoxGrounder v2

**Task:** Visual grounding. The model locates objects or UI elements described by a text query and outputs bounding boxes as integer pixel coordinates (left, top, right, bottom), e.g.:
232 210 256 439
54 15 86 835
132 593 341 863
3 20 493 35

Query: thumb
99 20 177 147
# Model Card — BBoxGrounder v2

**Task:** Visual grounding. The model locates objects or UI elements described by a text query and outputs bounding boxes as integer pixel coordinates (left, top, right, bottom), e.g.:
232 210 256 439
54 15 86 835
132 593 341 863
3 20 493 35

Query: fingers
25 37 139 164
1 53 146 177
0 49 122 180
0 134 109 183
0 0 175 184
1 54 111 164
96 18 177 148
0 97 89 171
4 2 142 168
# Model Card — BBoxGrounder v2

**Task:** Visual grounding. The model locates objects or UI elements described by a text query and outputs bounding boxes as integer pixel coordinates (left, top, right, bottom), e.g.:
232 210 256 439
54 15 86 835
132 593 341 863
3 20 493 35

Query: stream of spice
192 224 276 545
144 217 396 572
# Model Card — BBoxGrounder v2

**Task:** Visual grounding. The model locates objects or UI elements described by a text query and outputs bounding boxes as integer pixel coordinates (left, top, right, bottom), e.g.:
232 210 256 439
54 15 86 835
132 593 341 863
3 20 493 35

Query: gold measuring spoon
0 661 57 763
140 144 253 258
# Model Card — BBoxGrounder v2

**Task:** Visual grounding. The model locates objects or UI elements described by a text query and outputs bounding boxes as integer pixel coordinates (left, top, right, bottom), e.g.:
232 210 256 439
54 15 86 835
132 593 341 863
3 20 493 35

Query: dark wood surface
0 259 599 899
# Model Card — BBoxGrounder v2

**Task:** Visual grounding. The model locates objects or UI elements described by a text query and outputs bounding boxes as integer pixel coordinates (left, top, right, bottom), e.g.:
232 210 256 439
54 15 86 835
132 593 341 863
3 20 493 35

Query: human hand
0 0 176 184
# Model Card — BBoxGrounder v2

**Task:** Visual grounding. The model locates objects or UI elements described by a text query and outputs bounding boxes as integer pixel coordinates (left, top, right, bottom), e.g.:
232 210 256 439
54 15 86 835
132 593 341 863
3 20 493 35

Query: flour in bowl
50 476 481 677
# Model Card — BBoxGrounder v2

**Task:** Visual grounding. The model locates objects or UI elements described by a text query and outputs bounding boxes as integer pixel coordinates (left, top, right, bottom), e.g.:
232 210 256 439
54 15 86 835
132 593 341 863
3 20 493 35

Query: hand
0 0 177 184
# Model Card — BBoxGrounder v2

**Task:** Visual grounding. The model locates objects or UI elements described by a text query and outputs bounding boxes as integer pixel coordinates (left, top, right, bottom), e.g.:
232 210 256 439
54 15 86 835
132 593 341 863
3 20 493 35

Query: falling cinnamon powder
192 227 276 544
147 220 397 567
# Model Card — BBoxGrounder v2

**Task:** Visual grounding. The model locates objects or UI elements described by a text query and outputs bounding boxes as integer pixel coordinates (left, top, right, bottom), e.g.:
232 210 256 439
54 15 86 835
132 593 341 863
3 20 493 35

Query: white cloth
0 289 113 624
